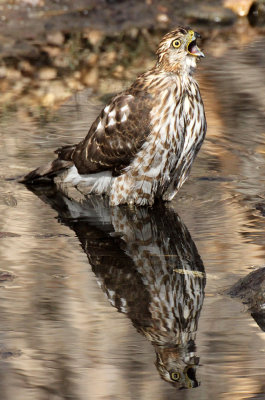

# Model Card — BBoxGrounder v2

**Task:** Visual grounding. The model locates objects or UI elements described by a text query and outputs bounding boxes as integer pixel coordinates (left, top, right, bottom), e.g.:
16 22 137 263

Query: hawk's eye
170 372 180 381
172 39 181 48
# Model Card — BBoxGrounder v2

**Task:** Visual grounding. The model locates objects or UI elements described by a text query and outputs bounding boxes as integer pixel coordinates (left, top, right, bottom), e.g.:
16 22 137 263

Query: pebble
85 52 98 67
112 65 125 78
156 13 170 23
42 45 61 57
83 29 104 46
53 54 71 69
99 51 117 68
18 60 34 75
6 68 21 80
46 31 65 46
38 67 57 80
81 67 99 88
65 76 84 91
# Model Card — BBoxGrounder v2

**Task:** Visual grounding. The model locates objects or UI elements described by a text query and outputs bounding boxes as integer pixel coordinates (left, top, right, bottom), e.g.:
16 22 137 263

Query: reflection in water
29 185 206 389
1 36 265 399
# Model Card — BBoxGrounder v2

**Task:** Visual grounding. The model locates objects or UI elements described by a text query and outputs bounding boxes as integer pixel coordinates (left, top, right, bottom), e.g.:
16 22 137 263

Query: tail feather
19 159 73 184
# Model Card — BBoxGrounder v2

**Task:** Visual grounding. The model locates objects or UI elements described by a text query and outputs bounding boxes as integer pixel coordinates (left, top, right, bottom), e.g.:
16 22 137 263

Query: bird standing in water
21 27 206 206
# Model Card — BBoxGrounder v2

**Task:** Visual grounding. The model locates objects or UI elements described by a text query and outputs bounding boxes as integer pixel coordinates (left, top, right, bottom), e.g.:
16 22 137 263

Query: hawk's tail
19 144 76 184
19 159 73 184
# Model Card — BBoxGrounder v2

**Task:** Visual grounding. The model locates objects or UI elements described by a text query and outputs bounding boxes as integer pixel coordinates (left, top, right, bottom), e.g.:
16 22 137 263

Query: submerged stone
226 267 265 331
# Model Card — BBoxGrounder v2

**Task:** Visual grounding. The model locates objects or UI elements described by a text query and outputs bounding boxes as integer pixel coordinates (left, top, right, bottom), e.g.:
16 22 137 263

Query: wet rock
248 0 265 26
226 267 265 331
184 4 237 25
224 0 254 17
38 67 57 80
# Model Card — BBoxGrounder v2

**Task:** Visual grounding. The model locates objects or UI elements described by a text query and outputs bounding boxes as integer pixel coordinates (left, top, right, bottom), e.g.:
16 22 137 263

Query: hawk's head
156 27 205 74
155 343 200 389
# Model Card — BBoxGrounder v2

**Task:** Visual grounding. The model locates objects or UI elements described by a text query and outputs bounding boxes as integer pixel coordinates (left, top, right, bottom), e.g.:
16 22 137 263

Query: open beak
185 366 200 388
187 31 205 58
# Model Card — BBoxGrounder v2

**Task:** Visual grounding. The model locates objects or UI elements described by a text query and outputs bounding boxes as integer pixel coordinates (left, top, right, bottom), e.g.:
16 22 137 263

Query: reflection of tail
26 186 205 389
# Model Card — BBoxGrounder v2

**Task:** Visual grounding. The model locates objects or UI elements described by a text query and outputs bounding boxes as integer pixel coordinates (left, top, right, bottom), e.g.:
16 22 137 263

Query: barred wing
56 90 153 176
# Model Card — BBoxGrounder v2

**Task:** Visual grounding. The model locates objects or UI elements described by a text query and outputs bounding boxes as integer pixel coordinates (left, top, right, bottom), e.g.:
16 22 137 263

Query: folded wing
56 89 153 176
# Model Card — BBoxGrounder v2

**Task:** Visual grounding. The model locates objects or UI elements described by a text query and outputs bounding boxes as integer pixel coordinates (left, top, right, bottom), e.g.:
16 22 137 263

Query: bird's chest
179 86 205 156
150 83 203 171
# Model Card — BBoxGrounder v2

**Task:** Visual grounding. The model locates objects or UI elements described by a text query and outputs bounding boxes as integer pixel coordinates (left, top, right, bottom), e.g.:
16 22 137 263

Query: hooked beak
184 366 200 388
187 31 205 58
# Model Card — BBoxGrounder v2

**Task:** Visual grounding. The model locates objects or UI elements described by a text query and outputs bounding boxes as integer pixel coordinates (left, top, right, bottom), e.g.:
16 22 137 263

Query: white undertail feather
64 166 113 195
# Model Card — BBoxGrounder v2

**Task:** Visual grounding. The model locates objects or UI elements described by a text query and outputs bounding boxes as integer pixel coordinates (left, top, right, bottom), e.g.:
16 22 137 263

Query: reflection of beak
187 30 205 58
184 365 200 388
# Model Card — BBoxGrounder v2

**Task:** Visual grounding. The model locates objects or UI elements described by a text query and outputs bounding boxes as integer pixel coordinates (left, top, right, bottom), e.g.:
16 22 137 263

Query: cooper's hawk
21 27 206 206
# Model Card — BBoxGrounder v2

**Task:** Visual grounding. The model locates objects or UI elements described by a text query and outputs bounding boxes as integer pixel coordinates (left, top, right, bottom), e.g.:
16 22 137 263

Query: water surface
0 39 265 400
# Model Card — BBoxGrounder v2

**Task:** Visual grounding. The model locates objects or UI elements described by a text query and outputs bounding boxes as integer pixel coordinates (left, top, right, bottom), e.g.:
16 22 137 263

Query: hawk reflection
29 186 206 389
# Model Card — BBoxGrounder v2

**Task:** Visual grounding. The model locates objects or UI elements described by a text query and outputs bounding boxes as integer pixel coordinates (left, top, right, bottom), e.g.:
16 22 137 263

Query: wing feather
57 87 153 176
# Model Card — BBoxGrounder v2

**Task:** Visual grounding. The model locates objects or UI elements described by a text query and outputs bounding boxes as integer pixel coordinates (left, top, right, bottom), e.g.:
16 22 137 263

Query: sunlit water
0 38 265 400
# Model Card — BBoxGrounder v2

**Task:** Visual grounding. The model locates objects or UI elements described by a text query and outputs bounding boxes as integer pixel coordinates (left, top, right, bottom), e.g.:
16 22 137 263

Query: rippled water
1 38 265 400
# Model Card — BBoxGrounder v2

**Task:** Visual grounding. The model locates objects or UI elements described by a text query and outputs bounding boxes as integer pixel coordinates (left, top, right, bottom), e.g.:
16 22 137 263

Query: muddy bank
0 0 265 110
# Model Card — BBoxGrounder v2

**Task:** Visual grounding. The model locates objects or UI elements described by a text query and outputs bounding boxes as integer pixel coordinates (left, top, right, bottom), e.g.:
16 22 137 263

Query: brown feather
58 85 153 176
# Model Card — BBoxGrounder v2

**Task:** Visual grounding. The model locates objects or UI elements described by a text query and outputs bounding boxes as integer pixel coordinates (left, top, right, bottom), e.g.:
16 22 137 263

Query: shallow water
1 39 265 400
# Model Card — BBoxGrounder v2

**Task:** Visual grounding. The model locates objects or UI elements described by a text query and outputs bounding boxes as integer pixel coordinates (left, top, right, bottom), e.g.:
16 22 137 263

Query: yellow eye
170 372 180 381
172 39 181 48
